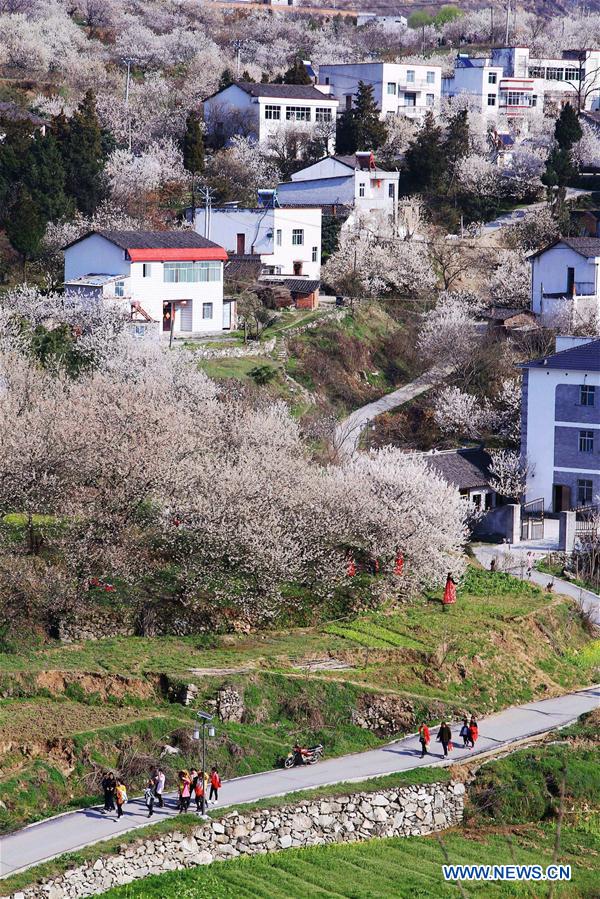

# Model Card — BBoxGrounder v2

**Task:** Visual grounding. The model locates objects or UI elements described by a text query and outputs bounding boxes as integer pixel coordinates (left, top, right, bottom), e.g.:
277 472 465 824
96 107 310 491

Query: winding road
1 685 598 878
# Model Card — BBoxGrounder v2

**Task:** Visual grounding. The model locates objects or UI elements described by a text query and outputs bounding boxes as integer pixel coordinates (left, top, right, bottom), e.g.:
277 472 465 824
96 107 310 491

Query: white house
276 152 400 218
492 47 600 113
521 336 600 512
195 203 322 280
529 237 600 328
202 82 338 152
317 62 442 121
63 230 233 339
356 12 408 29
442 56 505 117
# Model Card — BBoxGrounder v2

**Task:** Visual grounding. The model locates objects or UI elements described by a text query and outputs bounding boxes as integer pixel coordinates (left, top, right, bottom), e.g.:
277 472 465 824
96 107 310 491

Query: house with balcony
276 152 400 218
194 200 322 280
529 237 600 328
491 47 600 114
202 82 338 152
521 336 600 512
442 56 504 117
63 230 233 339
317 62 441 121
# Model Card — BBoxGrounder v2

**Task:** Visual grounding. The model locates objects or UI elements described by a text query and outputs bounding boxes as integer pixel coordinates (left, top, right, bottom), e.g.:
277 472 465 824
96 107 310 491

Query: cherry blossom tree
488 449 532 502
433 386 490 440
489 250 531 309
418 292 481 379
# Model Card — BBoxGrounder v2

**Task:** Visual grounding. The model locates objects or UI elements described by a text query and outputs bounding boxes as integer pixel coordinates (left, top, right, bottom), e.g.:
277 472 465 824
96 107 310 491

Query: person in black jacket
101 772 116 812
436 722 452 757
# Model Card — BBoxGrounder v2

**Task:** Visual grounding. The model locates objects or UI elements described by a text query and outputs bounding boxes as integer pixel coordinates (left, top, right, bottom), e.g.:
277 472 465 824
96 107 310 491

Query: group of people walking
100 765 221 820
418 716 479 758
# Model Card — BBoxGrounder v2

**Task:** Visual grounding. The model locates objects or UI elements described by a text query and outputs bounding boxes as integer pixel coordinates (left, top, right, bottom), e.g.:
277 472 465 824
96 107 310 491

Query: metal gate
521 497 545 540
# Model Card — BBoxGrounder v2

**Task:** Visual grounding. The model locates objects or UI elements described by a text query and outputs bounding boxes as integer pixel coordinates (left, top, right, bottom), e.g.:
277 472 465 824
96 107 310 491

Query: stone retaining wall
11 783 464 899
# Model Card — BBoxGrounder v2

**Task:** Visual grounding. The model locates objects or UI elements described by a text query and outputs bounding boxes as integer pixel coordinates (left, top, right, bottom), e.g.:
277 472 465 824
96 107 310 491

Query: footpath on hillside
1 685 598 878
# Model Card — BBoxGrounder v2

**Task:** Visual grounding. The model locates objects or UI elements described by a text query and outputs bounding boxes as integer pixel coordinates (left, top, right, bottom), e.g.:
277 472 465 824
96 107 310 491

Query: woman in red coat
443 573 457 606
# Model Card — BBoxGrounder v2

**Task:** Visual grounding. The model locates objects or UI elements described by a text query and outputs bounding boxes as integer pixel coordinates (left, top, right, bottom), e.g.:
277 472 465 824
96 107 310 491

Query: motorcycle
284 744 323 769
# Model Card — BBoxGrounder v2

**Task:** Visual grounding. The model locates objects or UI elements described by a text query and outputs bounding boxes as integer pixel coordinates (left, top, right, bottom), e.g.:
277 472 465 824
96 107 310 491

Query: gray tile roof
63 230 222 251
529 236 600 259
423 448 493 491
236 82 337 101
522 338 600 372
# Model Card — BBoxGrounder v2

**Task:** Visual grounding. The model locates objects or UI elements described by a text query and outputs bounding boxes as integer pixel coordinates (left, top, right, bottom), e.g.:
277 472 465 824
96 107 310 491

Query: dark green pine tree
4 185 46 271
182 111 205 174
352 81 387 151
443 108 470 174
543 103 583 201
335 108 357 154
282 58 312 85
57 91 106 215
25 132 73 223
402 111 445 194
219 68 234 90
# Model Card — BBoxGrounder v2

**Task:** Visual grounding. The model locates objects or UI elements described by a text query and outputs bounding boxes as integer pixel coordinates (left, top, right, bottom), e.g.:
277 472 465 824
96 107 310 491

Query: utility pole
505 0 511 46
490 5 494 43
233 39 243 77
199 185 215 241
123 58 133 152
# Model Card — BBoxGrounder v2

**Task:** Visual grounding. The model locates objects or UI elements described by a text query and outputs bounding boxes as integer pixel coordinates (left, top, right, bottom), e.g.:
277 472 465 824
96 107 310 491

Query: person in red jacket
209 766 222 803
418 722 431 758
468 717 479 748
443 573 457 606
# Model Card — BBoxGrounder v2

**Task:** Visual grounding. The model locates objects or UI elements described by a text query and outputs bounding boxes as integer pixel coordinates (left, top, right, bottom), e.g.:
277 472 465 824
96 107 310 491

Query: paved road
473 542 600 626
334 364 454 458
483 189 591 232
1 686 598 878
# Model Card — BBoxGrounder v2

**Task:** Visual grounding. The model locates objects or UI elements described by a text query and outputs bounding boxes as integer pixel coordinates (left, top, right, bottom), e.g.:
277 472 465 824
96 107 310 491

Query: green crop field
102 825 600 898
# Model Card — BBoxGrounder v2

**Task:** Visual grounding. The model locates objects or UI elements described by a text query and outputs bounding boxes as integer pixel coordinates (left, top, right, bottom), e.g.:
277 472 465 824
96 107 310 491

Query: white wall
255 97 337 151
442 65 502 114
319 62 441 120
197 207 322 279
289 157 352 182
128 261 224 334
531 244 599 314
203 84 257 141
525 367 600 507
64 235 129 281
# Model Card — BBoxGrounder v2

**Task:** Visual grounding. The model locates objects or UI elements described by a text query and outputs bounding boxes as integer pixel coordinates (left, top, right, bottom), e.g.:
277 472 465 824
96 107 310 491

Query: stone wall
11 783 464 899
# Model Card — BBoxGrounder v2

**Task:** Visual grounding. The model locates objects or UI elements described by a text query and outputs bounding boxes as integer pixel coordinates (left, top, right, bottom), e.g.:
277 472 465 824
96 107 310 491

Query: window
387 82 396 95
286 106 311 121
404 92 416 107
426 93 435 107
133 324 148 339
276 229 282 247
426 71 435 83
359 182 365 197
577 479 593 505
580 384 596 406
564 67 580 81
579 430 594 453
264 104 281 120
488 72 497 84
324 76 330 85
164 262 221 283
546 66 564 81
142 263 151 278
292 228 304 245
487 93 497 106
388 183 395 198
312 245 318 262
406 69 415 83
114 280 125 297
316 107 332 122
202 302 213 320
531 94 538 107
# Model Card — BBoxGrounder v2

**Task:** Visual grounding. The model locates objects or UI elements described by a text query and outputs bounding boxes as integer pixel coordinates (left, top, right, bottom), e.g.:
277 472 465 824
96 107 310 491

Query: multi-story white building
202 82 338 152
443 56 505 117
195 204 322 280
276 152 400 218
63 230 233 339
492 47 600 113
356 12 408 29
529 237 600 328
521 336 600 511
317 62 442 121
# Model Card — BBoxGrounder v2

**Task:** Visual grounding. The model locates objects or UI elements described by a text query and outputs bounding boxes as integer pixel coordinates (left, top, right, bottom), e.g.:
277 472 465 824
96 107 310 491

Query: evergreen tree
543 103 583 202
56 91 105 215
335 108 357 154
352 81 387 151
402 112 445 193
219 68 234 90
4 186 46 269
25 132 72 223
555 102 582 151
282 58 312 85
182 111 205 173
444 108 470 174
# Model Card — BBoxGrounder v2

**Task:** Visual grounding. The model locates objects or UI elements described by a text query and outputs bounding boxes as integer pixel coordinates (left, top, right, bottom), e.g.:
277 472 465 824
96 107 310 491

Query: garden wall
11 782 465 899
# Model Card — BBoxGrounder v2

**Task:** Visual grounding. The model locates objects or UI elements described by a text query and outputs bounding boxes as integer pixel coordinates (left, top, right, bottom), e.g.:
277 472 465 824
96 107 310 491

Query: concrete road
1 686 598 877
483 189 591 232
472 542 600 626
334 364 454 458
